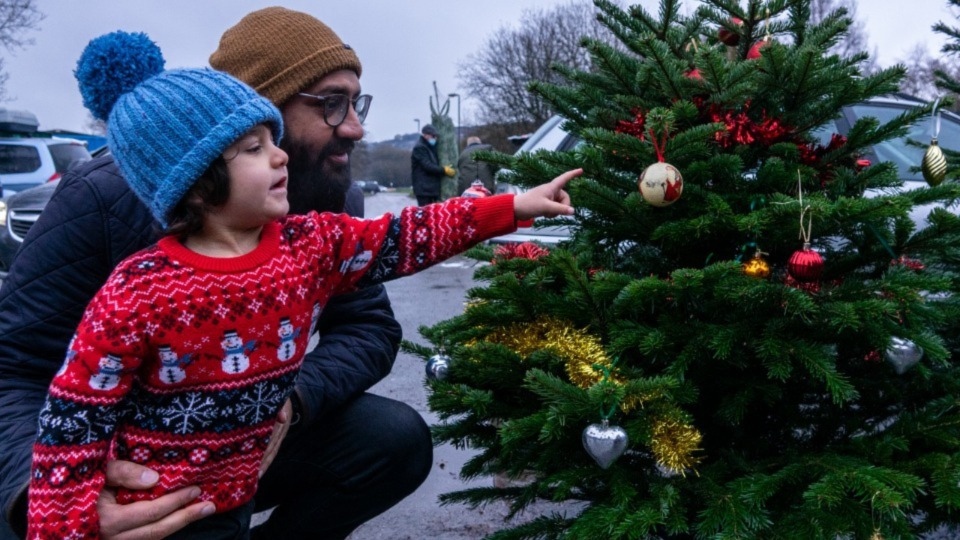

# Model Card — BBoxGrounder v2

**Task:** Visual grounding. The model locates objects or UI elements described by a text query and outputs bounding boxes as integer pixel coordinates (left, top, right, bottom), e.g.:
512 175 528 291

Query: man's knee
350 396 433 485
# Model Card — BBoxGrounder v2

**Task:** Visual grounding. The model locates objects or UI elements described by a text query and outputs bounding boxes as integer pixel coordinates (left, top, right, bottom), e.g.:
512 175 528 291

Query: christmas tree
412 0 960 538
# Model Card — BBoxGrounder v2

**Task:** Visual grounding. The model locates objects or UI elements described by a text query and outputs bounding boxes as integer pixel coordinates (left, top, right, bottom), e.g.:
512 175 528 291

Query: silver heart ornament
885 337 923 375
582 420 628 469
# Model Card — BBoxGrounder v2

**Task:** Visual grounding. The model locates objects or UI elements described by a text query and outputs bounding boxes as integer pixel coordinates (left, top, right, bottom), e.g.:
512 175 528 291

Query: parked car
357 180 382 194
0 109 91 195
490 94 960 245
0 178 59 273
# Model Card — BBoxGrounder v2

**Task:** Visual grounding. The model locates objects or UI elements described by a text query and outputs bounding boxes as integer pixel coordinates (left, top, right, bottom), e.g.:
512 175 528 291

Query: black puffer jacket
0 156 401 534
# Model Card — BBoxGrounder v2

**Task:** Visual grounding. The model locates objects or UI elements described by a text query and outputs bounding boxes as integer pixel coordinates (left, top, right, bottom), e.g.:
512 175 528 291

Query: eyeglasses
296 93 372 127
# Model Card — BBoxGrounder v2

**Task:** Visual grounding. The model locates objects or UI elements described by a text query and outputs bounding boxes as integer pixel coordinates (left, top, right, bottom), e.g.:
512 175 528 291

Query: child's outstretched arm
513 168 582 222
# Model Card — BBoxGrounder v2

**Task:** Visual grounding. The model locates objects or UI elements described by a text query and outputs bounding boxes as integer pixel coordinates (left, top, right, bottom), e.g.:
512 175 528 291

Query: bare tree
457 1 617 131
809 0 878 74
0 0 43 101
897 0 960 104
895 44 958 101
932 0 960 100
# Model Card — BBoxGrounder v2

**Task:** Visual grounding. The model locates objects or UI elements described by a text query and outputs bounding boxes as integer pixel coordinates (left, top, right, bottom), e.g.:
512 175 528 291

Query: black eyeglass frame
296 93 372 127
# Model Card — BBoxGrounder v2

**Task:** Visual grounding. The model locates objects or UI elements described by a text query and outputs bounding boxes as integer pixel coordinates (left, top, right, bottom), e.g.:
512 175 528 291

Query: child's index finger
551 168 584 189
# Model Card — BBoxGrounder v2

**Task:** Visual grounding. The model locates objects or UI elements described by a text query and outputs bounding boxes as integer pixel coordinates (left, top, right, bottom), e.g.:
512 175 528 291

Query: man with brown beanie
0 7 431 540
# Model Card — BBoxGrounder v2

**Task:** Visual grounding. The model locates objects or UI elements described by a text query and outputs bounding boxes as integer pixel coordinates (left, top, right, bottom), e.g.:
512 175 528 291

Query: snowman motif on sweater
277 317 301 362
89 354 123 391
157 344 193 384
221 330 256 374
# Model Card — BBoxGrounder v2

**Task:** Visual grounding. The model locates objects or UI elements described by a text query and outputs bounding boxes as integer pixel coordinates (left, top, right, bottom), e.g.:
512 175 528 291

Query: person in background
344 180 365 217
0 8 425 540
411 124 454 206
456 135 498 195
26 31 577 539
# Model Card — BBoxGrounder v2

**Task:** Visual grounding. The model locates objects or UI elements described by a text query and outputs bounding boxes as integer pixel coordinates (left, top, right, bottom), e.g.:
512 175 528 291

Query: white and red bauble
787 243 824 282
638 162 684 207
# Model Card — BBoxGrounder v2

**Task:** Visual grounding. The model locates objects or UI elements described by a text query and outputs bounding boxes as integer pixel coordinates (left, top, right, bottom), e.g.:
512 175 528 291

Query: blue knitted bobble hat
75 31 283 226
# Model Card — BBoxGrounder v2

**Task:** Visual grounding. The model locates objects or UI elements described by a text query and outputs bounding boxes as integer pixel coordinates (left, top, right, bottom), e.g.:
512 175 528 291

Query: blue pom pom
75 31 165 121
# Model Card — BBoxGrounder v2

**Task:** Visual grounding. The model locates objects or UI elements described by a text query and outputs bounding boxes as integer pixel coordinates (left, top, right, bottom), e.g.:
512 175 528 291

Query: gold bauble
742 253 771 279
921 138 948 187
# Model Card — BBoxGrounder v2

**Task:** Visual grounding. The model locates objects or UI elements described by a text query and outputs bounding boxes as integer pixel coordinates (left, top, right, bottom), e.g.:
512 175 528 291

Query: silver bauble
425 354 450 380
885 337 923 375
582 419 628 469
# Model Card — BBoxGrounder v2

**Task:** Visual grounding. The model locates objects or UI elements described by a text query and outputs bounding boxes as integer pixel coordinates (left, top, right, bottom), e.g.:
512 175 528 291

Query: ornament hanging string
596 357 621 420
763 7 771 40
931 95 942 140
646 126 669 163
796 171 813 244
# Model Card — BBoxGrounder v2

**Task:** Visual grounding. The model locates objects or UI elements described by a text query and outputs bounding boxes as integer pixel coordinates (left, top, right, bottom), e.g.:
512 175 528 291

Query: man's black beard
282 138 354 215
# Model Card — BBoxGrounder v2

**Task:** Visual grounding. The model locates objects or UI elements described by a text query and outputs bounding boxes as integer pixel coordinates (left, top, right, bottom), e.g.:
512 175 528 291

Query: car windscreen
0 143 41 174
850 104 960 183
49 142 91 172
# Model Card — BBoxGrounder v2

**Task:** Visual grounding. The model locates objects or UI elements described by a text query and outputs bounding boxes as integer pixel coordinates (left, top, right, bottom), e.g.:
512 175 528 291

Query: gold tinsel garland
650 417 702 474
481 317 615 389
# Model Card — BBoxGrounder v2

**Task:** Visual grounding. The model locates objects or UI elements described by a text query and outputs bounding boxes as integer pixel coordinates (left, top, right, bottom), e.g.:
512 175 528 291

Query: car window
849 104 960 183
48 143 91 172
516 116 570 154
0 143 41 174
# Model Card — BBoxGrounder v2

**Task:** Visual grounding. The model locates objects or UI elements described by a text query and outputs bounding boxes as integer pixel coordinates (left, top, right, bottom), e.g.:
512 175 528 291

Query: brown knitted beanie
209 7 362 107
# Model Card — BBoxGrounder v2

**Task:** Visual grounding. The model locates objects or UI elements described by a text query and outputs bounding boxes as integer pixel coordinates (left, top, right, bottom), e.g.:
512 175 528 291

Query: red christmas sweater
27 195 516 539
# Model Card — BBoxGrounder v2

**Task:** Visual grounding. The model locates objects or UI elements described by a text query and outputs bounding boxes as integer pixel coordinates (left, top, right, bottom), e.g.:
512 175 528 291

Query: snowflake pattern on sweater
27 195 516 539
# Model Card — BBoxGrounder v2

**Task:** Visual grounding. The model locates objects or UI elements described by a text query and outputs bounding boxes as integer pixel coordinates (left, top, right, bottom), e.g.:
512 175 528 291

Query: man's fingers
99 486 211 540
104 460 159 490
103 500 215 540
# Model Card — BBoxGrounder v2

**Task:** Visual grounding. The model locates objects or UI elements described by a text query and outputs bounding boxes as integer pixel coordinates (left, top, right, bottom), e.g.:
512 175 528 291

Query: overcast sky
2 0 956 143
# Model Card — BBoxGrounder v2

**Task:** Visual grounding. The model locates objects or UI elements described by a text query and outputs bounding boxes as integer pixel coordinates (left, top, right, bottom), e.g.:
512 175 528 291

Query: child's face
219 125 290 226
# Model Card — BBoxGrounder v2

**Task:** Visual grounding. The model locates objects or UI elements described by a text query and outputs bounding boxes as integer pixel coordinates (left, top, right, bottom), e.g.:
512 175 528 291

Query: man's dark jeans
251 392 432 540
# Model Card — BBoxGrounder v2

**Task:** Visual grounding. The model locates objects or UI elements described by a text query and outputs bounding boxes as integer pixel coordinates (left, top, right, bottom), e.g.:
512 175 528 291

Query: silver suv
0 136 91 195
491 94 960 245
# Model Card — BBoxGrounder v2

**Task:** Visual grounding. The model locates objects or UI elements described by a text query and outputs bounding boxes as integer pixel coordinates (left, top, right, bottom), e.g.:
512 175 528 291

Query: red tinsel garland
615 103 866 186
493 242 550 262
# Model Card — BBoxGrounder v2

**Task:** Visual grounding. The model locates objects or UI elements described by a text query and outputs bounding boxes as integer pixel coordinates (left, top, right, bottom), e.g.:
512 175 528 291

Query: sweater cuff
471 194 517 240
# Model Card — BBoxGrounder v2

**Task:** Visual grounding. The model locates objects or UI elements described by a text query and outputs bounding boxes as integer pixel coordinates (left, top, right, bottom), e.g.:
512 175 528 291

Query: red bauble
747 37 772 60
461 179 492 199
787 243 824 282
718 17 743 46
684 68 703 80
